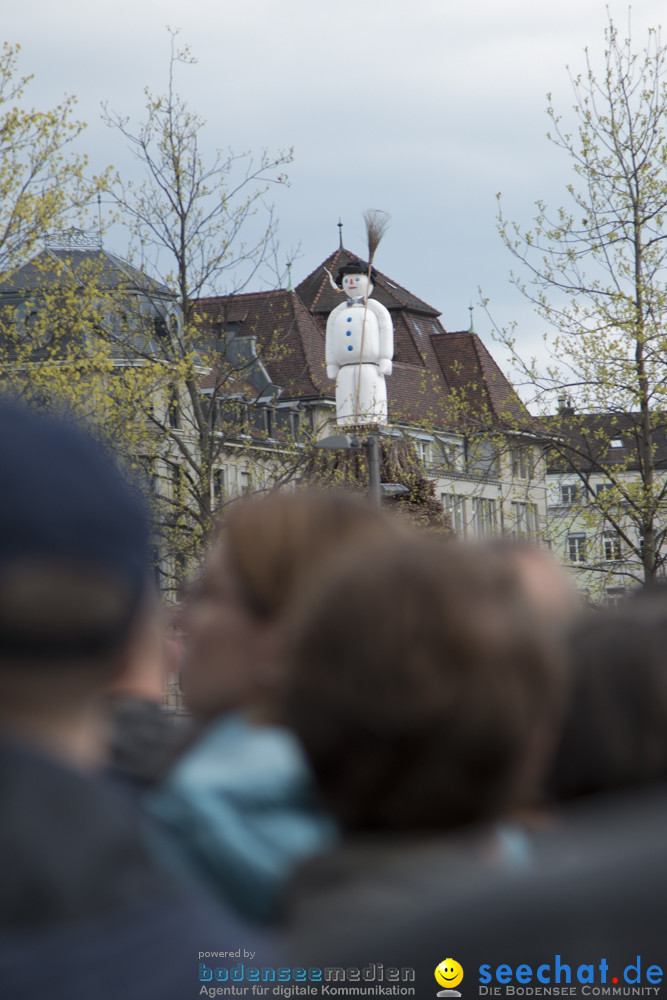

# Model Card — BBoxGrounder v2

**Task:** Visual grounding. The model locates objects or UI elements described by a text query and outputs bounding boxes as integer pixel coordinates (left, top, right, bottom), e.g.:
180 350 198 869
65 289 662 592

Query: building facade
546 411 667 602
0 238 551 597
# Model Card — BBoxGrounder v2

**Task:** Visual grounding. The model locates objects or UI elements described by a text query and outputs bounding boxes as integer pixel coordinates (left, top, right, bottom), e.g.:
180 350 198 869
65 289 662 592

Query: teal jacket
147 713 337 921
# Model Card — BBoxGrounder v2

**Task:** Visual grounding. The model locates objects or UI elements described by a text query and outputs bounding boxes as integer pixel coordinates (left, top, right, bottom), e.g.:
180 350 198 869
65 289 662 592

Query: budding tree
102 34 294 589
496 13 667 587
0 45 148 481
0 42 103 272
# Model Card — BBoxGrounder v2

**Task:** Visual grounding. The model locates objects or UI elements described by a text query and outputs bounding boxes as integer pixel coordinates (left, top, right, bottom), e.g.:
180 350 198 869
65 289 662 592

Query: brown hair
281 535 567 831
219 490 402 622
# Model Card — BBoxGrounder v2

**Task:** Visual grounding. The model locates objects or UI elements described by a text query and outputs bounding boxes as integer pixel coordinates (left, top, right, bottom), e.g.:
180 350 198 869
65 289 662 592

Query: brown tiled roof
545 412 667 473
198 370 259 397
197 289 332 400
196 250 535 433
296 248 441 317
430 331 531 430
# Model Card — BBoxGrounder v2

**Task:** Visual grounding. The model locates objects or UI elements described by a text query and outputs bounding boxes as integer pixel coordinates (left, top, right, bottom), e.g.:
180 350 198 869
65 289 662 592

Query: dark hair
335 262 378 288
282 536 566 832
547 594 667 801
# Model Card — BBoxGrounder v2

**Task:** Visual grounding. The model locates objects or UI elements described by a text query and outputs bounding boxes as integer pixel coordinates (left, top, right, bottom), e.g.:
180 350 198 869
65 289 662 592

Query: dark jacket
107 695 192 788
286 786 667 977
283 825 522 954
0 736 265 1000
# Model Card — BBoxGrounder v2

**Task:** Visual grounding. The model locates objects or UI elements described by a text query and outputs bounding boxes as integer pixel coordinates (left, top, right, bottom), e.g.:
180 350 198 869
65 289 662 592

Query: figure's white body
325 273 394 427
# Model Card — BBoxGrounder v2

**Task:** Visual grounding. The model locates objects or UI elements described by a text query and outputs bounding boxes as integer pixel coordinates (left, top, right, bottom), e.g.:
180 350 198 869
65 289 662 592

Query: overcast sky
4 0 666 396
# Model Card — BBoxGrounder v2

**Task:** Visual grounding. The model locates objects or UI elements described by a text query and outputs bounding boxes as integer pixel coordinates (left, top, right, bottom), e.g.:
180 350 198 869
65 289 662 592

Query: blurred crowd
1 400 666 999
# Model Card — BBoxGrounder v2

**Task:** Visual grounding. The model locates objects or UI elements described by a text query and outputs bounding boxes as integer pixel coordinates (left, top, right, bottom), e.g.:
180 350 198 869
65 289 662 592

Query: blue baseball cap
0 401 151 656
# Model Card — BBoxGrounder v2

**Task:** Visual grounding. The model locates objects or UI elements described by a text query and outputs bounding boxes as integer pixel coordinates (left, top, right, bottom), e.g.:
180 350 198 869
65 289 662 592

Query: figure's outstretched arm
323 267 341 293
326 309 341 379
370 301 394 376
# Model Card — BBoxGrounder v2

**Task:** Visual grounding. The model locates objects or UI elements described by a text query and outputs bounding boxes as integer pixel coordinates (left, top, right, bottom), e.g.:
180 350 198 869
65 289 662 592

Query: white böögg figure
325 263 394 427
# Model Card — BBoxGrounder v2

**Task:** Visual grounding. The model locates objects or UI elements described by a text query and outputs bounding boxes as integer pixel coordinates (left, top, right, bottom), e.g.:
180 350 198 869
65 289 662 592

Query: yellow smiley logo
435 959 464 990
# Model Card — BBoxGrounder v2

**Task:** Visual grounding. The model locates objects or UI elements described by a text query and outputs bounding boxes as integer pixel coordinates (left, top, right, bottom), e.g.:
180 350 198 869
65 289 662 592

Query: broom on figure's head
355 209 390 421
363 209 391 270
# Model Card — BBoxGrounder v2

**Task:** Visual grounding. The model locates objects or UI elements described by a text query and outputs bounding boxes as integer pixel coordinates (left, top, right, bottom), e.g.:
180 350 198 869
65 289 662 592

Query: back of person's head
281 535 567 832
547 591 667 802
222 489 400 620
0 402 150 720
485 537 582 632
181 490 403 719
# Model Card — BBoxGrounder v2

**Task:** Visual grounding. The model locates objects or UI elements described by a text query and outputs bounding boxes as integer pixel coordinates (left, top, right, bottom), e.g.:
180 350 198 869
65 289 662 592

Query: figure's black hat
335 261 378 288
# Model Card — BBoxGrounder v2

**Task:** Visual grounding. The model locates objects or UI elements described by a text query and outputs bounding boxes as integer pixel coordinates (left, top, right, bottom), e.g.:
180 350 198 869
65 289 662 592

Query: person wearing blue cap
0 402 265 999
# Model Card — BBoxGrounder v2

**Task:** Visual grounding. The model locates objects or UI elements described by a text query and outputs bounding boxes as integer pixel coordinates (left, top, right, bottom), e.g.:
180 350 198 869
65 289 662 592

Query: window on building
174 551 188 601
567 534 587 563
511 448 530 479
596 482 613 496
610 438 624 449
139 456 158 496
603 532 622 562
215 322 241 349
511 501 537 538
239 470 251 494
442 493 467 535
212 468 225 505
467 439 498 476
217 399 248 434
292 409 303 440
472 497 498 537
168 386 181 429
560 484 579 505
440 441 465 472
153 314 168 339
413 438 433 465
275 407 302 440
171 464 184 502
248 405 274 437
606 587 626 606
275 409 291 436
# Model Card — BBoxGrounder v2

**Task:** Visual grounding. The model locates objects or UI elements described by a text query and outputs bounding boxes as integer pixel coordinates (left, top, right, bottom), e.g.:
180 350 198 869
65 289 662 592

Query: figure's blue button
346 330 352 336
347 345 353 351
347 316 352 322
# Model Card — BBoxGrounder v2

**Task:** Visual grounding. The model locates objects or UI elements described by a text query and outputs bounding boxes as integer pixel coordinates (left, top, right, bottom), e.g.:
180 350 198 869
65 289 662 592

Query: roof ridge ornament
45 228 103 251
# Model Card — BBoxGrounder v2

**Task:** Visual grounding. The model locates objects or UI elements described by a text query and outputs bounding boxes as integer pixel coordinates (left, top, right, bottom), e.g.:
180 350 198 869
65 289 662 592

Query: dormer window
216 322 241 350
610 438 623 448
